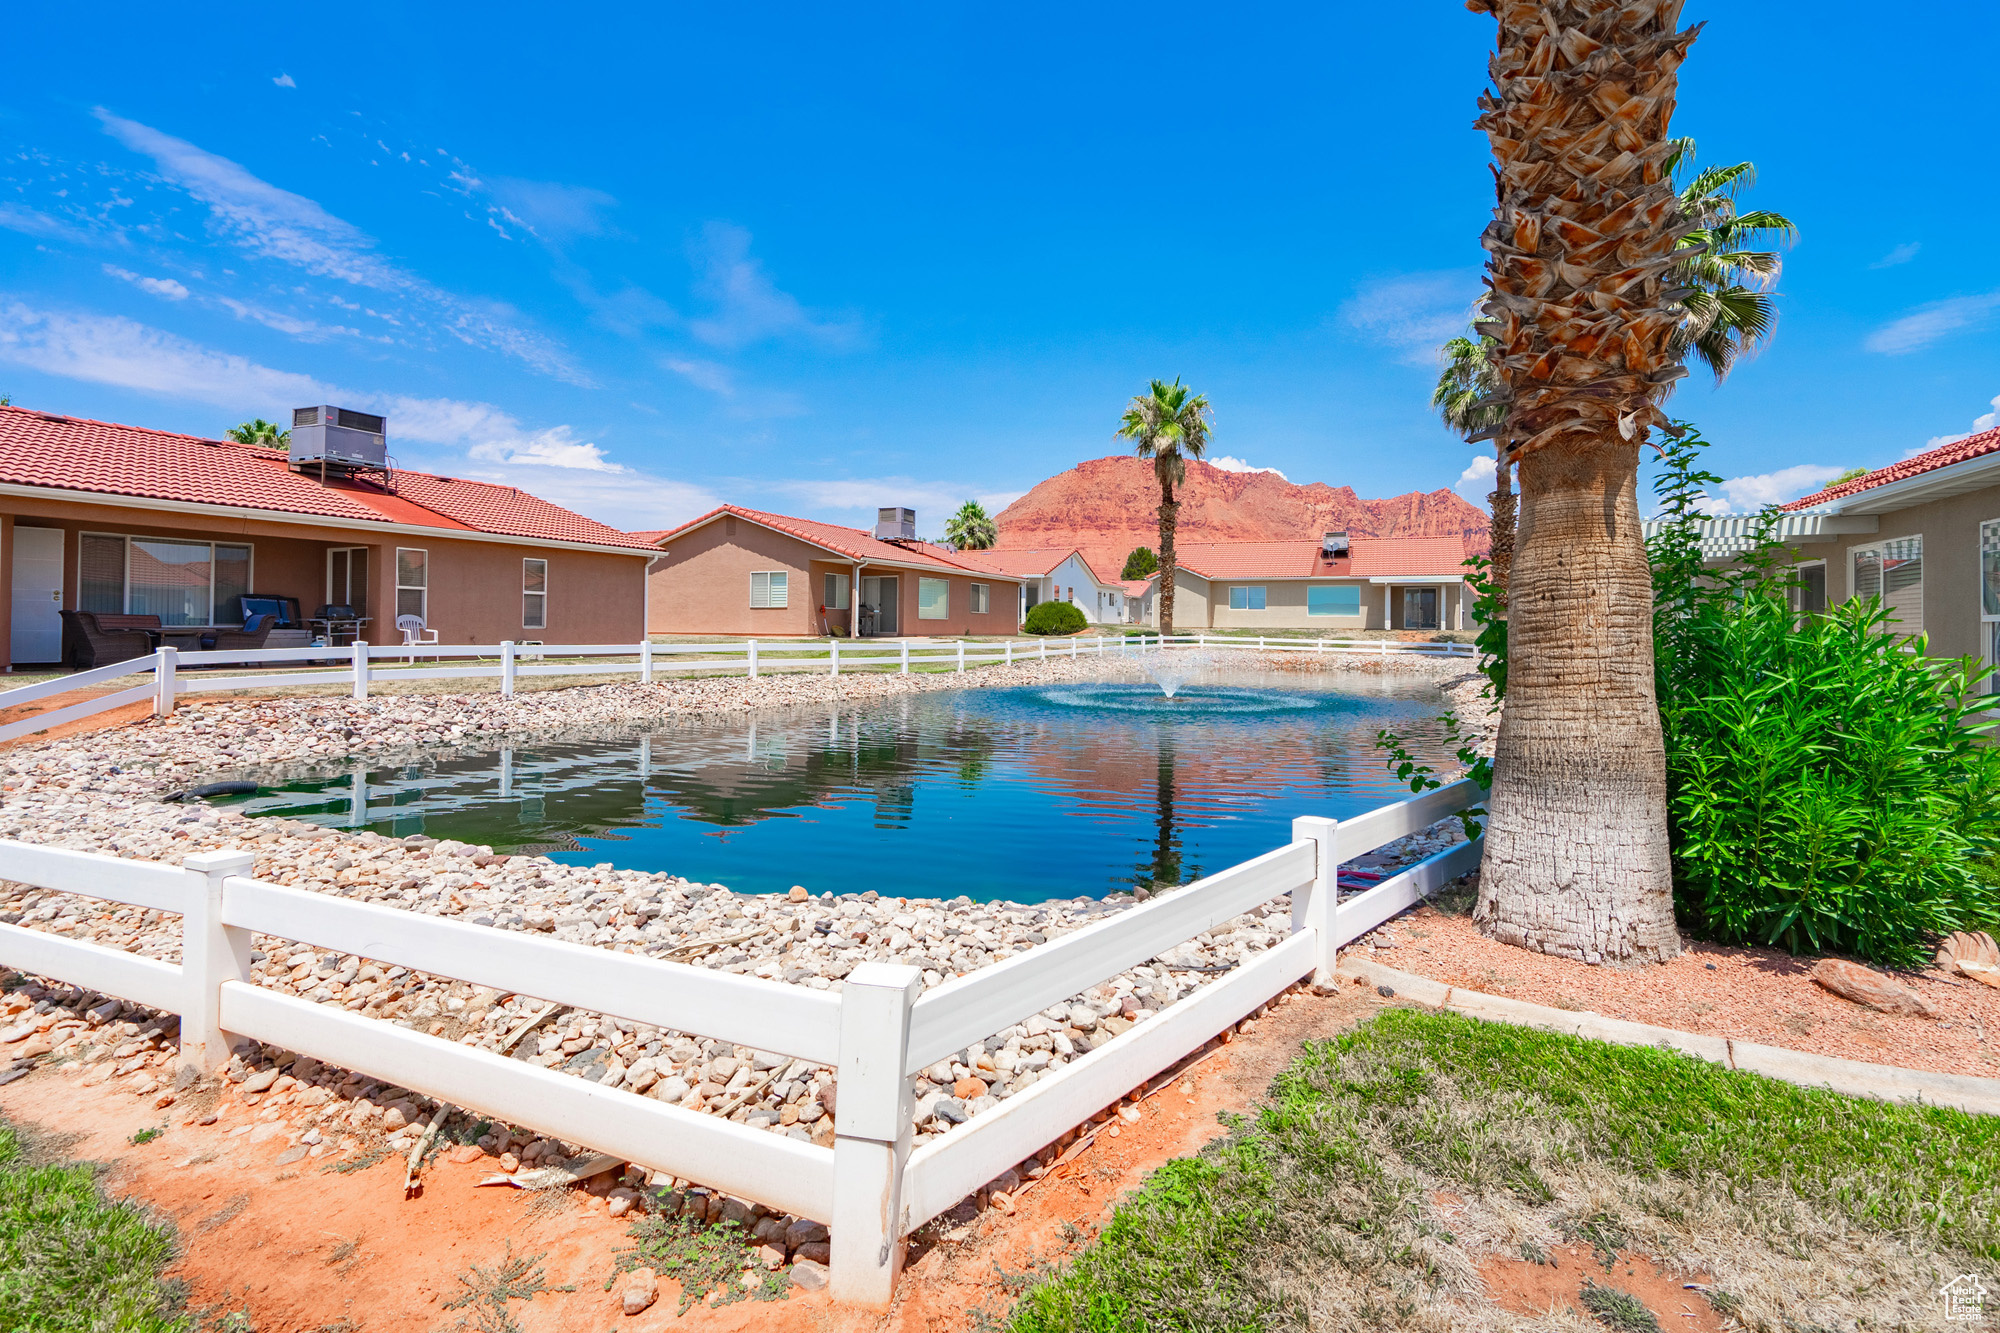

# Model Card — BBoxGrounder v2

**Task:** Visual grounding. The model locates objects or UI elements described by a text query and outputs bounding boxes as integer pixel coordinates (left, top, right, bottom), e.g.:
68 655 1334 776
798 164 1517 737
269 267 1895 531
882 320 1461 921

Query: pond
212 673 1463 902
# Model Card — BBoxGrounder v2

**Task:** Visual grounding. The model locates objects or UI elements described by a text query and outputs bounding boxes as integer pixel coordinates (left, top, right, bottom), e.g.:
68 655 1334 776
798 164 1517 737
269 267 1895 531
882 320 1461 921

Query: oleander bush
1649 427 2000 967
1023 601 1088 636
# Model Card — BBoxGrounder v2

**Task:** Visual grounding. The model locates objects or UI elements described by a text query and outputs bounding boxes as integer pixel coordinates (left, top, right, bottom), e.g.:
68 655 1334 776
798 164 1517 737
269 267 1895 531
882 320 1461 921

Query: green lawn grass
0 1117 187 1332
1007 1007 1998 1332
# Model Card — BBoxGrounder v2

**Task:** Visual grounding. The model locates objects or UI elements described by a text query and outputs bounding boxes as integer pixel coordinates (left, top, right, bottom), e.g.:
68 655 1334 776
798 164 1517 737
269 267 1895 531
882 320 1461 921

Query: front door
10 527 63 664
860 576 899 635
1403 588 1439 631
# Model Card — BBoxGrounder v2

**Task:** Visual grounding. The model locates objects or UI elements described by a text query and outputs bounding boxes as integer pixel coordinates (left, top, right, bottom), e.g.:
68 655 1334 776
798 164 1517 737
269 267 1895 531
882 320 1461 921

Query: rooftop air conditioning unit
875 507 917 541
1321 530 1350 558
290 406 387 471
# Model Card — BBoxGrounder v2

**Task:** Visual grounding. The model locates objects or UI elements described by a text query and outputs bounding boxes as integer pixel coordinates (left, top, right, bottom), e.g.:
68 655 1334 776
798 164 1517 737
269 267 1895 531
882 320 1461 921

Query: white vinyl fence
0 633 1472 745
0 779 1483 1305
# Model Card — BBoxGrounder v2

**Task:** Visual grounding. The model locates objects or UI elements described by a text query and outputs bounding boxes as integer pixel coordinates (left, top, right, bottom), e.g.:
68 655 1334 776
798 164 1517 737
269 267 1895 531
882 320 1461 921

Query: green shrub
1023 601 1088 636
1649 427 2000 966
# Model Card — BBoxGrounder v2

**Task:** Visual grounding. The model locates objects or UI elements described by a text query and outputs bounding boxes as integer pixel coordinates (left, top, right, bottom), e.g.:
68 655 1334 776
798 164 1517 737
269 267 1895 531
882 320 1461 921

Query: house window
823 573 850 610
918 577 950 620
1982 521 2000 689
1793 562 1827 616
970 583 990 614
1307 585 1362 617
750 571 789 608
396 548 429 622
522 558 548 630
1228 586 1267 610
79 532 252 626
1852 536 1922 635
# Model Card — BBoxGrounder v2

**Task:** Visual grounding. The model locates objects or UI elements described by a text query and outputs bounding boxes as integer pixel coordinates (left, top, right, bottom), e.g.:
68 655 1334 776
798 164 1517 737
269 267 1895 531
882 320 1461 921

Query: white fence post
830 639 840 677
1039 640 1047 662
1004 641 1012 666
351 641 370 700
956 641 965 673
899 639 909 674
830 962 923 1307
640 639 654 684
749 639 760 680
500 641 517 697
1070 637 1077 658
152 647 177 717
1291 816 1341 983
179 848 258 1075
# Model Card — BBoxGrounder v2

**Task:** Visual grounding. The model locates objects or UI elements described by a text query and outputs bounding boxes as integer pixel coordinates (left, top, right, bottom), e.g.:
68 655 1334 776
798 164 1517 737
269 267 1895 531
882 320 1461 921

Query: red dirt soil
1373 904 2000 1079
1478 1243 1727 1332
0 985 1391 1332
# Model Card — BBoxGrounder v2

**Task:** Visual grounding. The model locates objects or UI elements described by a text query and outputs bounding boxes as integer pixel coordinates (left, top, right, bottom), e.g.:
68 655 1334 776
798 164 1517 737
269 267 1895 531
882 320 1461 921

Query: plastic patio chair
396 614 439 663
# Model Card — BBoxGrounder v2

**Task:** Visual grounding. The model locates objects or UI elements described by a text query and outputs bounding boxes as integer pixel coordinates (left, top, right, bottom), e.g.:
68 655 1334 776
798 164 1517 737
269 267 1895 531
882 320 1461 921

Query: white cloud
756 476 1022 525
102 265 189 300
0 299 327 407
663 357 735 397
1453 454 1497 506
1864 290 2000 355
1207 455 1289 480
0 203 123 248
467 425 619 472
272 73 296 88
448 462 718 532
688 222 860 351
215 297 370 341
94 108 584 383
1870 242 1920 269
486 178 617 241
1693 464 1848 515
1338 270 1481 366
1921 393 2000 450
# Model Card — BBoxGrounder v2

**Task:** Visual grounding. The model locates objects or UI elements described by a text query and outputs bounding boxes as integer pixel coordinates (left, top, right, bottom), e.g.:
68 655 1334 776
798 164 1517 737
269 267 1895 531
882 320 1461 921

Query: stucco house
1645 422 2000 684
1 405 657 669
639 505 1027 637
1131 535 1473 632
951 548 1127 625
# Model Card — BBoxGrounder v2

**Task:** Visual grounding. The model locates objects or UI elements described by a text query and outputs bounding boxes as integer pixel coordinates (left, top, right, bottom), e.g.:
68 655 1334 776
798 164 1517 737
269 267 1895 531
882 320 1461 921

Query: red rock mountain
993 456 1490 578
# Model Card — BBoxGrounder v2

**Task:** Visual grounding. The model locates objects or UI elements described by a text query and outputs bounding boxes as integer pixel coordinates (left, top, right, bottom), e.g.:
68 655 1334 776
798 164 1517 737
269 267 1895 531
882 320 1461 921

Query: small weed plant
613 1212 791 1314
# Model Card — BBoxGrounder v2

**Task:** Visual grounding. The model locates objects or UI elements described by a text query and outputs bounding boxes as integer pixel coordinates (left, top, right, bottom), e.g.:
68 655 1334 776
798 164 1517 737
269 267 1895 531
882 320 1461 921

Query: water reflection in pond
216 677 1462 902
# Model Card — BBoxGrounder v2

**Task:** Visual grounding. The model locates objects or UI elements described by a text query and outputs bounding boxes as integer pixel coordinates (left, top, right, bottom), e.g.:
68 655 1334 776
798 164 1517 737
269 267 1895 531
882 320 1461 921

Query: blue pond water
217 677 1459 902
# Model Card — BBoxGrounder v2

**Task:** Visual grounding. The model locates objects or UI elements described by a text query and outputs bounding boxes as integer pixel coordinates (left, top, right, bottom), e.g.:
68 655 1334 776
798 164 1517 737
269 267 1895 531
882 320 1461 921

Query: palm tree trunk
1488 455 1516 609
1475 441 1679 963
1157 479 1179 636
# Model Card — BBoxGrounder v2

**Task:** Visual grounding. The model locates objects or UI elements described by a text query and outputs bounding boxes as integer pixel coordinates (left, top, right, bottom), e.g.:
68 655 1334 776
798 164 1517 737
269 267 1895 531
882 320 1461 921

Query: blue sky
3 3 1997 531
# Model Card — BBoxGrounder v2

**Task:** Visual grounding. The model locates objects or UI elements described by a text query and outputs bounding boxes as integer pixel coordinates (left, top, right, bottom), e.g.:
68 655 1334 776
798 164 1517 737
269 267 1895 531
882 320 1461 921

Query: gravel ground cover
0 653 1469 1275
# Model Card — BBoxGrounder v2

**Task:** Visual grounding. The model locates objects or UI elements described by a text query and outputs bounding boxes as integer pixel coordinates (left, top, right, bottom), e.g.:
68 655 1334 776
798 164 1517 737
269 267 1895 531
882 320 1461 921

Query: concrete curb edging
1334 957 2000 1118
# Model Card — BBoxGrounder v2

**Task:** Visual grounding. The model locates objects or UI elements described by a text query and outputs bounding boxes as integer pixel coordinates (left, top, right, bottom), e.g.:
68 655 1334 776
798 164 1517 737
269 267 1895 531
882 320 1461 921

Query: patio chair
59 611 161 670
396 613 439 663
199 614 278 655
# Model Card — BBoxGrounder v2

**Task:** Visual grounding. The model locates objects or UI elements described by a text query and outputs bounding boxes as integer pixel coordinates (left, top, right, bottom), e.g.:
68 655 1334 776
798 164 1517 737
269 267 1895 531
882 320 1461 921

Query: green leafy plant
1460 553 1508 701
1374 713 1491 840
1121 547 1159 580
128 1127 162 1146
1023 601 1088 636
613 1214 789 1314
1648 423 2000 966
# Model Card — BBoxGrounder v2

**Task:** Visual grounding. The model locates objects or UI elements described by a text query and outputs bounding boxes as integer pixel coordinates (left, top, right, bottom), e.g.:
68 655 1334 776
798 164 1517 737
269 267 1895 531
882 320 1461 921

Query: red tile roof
647 504 1028 579
0 405 658 550
1153 537 1468 580
1785 425 2000 510
952 547 1111 585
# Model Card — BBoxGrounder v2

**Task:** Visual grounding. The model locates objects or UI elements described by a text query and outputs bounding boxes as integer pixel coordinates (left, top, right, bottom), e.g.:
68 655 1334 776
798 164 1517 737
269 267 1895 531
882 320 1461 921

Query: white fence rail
0 776 1482 1305
0 632 1474 745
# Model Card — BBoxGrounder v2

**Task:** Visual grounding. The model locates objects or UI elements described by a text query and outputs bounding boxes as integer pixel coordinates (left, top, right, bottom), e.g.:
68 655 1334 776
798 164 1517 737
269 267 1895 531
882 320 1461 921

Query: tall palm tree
1116 379 1213 636
1665 139 1797 382
1463 0 1701 965
943 500 997 550
226 418 290 448
1433 330 1515 602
